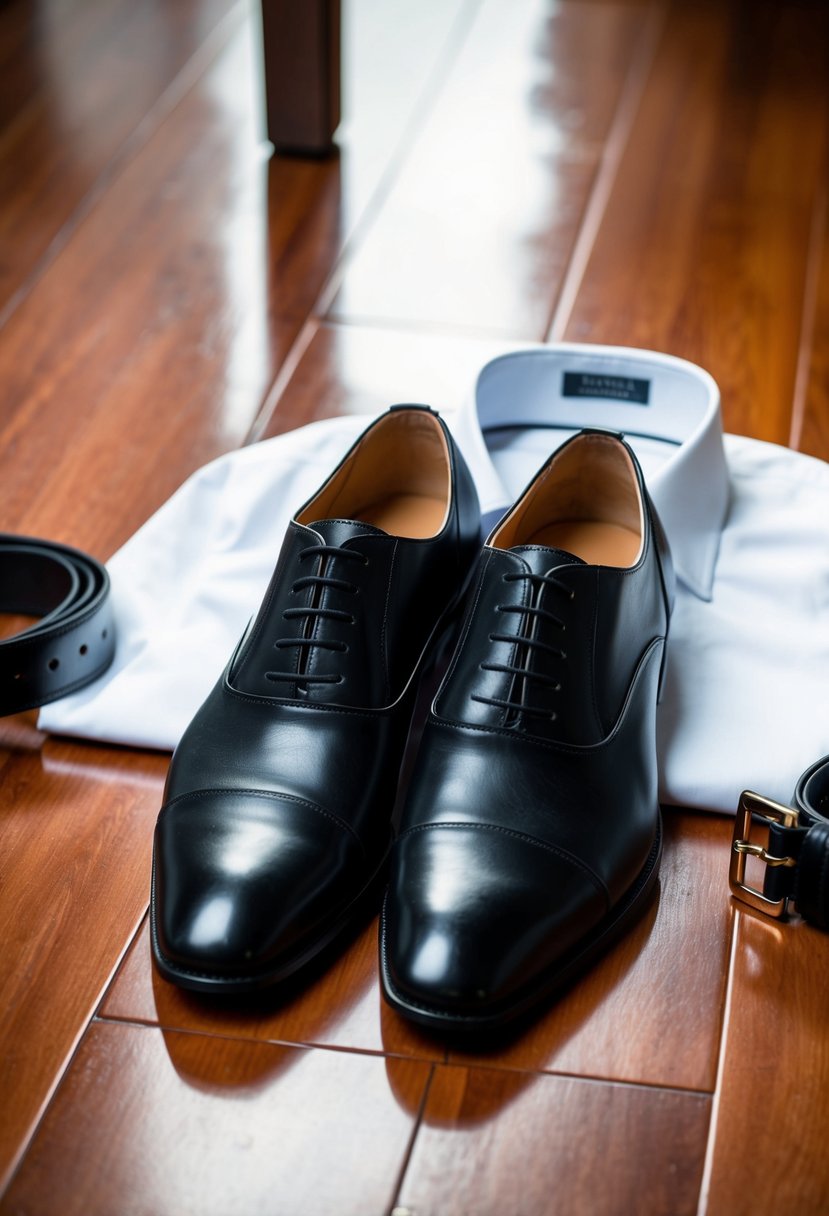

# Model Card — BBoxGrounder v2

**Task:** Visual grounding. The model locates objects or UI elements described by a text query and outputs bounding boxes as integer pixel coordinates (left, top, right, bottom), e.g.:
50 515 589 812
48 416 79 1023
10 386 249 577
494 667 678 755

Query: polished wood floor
1 1 828 1212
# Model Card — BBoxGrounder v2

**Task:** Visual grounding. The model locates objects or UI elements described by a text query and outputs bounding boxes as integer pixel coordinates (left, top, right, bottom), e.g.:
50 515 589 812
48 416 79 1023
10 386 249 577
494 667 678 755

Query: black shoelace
471 570 573 721
265 544 368 689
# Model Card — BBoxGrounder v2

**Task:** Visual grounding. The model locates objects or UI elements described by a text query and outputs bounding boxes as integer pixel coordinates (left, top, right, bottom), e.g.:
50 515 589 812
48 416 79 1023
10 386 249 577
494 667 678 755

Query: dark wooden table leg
260 0 341 157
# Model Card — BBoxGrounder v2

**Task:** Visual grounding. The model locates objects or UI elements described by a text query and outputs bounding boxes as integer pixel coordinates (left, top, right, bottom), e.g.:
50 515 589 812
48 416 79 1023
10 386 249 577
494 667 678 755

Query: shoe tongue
509 544 586 576
309 518 388 547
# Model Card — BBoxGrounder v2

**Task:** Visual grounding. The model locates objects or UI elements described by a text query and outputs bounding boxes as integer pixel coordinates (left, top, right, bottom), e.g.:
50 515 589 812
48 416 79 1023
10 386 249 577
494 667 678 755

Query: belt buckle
729 791 798 918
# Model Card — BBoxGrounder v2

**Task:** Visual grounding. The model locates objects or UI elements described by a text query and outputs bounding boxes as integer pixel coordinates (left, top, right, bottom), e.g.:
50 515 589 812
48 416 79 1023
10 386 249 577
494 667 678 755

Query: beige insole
526 520 641 567
357 492 447 539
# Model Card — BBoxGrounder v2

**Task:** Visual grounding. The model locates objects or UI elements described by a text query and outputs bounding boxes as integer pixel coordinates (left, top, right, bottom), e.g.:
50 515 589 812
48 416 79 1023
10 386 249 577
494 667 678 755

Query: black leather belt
729 759 829 929
0 534 116 716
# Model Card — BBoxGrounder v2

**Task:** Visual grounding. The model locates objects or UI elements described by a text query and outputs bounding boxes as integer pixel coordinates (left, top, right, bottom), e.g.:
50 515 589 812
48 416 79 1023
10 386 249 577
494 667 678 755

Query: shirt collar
449 344 728 601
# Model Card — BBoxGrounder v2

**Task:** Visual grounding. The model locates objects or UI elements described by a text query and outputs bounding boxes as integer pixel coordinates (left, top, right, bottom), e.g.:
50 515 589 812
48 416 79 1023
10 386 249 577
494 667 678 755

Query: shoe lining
297 411 451 539
491 432 644 568
357 492 449 537
526 521 641 567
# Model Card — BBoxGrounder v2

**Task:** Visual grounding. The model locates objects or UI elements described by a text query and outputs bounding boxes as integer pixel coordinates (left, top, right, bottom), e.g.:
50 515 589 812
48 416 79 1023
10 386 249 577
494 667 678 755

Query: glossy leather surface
380 430 673 1029
151 406 481 990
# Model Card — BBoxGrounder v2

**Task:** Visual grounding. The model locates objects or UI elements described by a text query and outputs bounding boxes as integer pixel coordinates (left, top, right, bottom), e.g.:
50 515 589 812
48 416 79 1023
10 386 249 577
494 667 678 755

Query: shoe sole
378 813 663 1033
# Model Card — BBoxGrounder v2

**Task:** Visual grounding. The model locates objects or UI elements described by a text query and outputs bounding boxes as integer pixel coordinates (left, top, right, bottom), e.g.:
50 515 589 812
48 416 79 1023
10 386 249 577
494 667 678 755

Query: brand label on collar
562 371 651 404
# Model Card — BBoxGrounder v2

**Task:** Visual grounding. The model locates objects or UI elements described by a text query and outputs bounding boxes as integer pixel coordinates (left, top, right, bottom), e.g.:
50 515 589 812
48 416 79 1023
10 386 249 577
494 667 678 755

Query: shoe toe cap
382 824 607 1019
152 788 364 980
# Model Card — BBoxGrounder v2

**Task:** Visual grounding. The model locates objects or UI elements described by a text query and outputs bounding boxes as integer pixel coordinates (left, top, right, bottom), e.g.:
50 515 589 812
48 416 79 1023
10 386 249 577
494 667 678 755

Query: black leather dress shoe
380 429 674 1030
151 405 481 992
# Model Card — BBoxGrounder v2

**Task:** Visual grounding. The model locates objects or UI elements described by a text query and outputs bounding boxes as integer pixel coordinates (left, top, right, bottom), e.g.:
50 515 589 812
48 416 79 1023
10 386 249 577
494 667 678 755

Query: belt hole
101 629 108 639
79 644 88 656
48 658 60 671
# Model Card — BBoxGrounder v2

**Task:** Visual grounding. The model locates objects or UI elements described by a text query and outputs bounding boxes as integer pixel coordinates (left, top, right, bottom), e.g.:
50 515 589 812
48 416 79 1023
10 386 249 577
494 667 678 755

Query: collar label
562 371 651 405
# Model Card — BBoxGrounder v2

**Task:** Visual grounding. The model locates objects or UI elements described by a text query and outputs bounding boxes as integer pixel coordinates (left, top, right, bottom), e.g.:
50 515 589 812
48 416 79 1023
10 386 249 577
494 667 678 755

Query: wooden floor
1 0 828 1211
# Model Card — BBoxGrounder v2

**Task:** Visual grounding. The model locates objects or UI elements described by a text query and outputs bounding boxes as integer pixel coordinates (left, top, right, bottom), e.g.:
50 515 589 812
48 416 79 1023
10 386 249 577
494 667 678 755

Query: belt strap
729 759 829 929
0 534 116 716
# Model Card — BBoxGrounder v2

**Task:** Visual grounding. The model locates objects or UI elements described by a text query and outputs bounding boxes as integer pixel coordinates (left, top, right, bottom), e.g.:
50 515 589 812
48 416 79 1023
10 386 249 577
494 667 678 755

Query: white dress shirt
39 345 829 814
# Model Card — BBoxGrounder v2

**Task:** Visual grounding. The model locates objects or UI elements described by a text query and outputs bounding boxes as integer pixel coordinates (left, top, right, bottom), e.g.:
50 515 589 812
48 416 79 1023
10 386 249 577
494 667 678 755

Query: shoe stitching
500 561 531 730
160 786 367 858
588 566 604 737
379 821 661 1024
430 636 664 757
222 678 387 717
435 551 492 711
396 820 610 906
380 538 399 705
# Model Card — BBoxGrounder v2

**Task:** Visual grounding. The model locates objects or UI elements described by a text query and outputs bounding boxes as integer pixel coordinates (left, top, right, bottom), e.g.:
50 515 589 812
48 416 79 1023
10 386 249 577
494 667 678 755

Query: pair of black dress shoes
151 405 673 1031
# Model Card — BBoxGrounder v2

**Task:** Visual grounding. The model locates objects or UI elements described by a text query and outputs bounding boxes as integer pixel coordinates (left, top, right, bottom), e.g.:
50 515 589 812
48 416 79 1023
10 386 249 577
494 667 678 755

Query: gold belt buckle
729 791 798 917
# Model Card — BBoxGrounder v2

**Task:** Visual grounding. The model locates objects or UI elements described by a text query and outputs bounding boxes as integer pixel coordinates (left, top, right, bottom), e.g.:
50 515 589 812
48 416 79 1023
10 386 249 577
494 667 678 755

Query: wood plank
0 22 286 550
794 194 829 461
0 0 474 1186
0 0 471 553
0 737 167 1187
396 1064 710 1216
102 916 444 1063
701 908 829 1212
260 321 521 437
328 0 649 338
447 812 732 1091
557 0 829 443
0 1021 430 1216
0 0 239 316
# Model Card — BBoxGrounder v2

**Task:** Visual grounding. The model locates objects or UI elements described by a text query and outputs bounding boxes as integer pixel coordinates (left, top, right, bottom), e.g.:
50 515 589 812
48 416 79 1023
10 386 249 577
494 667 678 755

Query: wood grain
447 811 733 1091
328 0 648 338
396 1064 710 1216
0 0 239 317
0 23 284 551
701 907 829 1213
558 0 829 443
2 0 829 1210
0 1021 430 1216
0 738 167 1187
0 0 472 554
795 195 829 461
102 916 445 1063
0 1 475 1186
